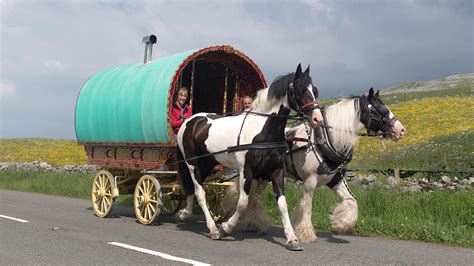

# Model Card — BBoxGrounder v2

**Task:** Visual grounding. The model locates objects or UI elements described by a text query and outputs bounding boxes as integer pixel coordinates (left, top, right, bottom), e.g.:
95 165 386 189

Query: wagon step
140 170 177 175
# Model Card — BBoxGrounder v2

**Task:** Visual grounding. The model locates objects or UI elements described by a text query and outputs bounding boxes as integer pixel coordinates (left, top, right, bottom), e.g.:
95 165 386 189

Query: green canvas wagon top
75 45 267 145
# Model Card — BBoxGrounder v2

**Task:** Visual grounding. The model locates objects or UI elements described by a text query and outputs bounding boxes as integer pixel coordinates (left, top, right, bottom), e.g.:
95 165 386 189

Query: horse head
360 88 406 141
269 64 323 127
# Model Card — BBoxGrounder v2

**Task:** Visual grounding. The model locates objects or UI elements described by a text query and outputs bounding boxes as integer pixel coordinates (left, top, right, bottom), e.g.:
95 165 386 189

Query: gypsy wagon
75 35 267 224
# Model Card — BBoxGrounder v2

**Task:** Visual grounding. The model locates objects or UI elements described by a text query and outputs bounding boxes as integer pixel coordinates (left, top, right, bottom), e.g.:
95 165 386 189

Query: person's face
242 97 252 110
177 91 188 106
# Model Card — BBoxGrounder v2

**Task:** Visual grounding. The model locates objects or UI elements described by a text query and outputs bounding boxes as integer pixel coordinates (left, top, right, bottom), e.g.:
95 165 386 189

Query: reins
171 141 288 165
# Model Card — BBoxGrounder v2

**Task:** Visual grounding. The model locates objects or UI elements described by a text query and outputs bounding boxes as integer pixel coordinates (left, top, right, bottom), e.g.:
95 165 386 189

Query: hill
383 73 473 94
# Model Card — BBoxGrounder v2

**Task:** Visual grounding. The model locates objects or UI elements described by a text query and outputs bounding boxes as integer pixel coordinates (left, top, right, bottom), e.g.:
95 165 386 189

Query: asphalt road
1 189 472 265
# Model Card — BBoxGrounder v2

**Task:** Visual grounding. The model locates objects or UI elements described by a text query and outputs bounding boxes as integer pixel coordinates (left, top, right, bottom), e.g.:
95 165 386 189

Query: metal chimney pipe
142 35 157 63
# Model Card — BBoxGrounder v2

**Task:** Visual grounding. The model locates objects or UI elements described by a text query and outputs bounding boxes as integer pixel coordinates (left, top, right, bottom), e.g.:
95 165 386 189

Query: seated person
241 95 253 112
171 87 192 135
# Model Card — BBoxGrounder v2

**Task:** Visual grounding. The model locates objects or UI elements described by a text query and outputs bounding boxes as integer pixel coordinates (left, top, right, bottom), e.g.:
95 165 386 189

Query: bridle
364 101 398 138
288 82 321 119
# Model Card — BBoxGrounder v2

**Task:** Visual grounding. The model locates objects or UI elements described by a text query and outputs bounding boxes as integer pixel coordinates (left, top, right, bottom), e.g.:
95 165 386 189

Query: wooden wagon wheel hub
98 188 106 198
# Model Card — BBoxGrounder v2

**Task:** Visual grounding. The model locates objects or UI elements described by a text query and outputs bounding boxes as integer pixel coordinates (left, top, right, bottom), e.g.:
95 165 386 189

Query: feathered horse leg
291 175 318 243
330 179 358 234
238 180 271 234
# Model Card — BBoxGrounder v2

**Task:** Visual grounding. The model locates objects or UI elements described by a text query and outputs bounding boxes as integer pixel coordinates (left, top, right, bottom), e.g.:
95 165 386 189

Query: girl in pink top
171 87 192 135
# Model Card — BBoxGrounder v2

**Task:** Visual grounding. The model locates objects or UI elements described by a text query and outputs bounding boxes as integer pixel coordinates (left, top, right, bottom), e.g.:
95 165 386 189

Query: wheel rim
92 171 114 218
134 175 161 224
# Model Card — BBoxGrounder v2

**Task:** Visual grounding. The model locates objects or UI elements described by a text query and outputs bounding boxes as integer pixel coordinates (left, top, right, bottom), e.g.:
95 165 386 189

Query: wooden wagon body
75 40 267 224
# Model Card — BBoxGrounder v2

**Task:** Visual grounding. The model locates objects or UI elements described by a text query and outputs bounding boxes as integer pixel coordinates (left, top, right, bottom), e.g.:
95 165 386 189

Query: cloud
0 81 15 97
43 59 65 71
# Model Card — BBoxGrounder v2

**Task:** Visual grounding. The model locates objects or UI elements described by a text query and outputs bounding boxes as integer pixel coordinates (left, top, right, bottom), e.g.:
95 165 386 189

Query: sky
0 0 472 139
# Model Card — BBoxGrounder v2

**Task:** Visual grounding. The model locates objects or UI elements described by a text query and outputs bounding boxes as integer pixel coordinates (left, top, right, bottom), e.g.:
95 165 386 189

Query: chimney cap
142 35 157 44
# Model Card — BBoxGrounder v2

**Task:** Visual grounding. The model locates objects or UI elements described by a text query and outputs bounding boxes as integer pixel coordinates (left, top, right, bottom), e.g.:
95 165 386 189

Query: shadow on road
91 204 370 247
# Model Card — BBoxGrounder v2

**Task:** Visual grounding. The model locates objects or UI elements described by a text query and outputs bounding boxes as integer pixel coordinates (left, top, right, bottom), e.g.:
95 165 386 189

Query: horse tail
177 146 195 196
330 180 358 234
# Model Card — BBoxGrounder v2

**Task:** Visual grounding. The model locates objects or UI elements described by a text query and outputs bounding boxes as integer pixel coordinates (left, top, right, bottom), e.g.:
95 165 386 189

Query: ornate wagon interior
173 48 266 115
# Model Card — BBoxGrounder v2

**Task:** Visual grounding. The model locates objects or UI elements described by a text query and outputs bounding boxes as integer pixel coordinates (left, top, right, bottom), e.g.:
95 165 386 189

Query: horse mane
252 73 294 113
268 73 294 99
324 98 362 154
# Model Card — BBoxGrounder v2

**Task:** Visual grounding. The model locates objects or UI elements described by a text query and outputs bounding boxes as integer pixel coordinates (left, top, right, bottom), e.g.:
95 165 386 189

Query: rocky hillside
382 73 473 94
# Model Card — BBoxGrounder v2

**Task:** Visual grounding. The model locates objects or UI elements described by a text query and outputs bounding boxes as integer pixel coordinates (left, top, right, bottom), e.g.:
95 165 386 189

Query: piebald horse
176 64 323 251
237 88 406 243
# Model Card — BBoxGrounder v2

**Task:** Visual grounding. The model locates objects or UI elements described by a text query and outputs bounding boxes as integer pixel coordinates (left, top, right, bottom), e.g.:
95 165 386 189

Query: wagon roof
75 45 267 144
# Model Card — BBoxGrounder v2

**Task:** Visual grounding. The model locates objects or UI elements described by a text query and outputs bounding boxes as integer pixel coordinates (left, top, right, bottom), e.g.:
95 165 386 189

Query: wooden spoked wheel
91 170 115 218
161 187 183 215
207 186 233 223
134 175 162 225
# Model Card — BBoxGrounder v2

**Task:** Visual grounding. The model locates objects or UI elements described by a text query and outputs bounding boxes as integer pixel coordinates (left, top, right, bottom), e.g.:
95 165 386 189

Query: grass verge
262 182 473 248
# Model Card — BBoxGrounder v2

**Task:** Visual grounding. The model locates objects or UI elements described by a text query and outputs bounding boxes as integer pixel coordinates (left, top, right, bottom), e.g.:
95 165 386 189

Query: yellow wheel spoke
138 184 145 195
102 198 107 212
149 203 156 213
146 204 151 219
99 175 104 189
104 193 112 197
142 181 147 195
100 199 105 213
104 196 111 205
140 204 145 218
143 205 149 220
149 199 158 204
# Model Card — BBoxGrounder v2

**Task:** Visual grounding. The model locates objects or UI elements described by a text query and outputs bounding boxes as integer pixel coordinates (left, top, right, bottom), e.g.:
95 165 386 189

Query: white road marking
108 242 210 266
0 214 29 223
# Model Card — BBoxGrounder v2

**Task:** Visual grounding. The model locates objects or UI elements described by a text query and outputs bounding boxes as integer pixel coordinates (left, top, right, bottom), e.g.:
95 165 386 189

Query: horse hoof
286 241 304 251
175 211 185 222
210 231 221 240
217 224 228 238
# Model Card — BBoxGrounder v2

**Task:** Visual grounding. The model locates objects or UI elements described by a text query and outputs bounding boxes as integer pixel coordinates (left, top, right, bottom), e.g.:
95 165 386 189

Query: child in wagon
171 87 192 136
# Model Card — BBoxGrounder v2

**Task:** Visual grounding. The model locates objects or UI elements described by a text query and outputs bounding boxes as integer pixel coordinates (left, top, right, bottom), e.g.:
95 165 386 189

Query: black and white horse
176 64 323 251
237 88 406 243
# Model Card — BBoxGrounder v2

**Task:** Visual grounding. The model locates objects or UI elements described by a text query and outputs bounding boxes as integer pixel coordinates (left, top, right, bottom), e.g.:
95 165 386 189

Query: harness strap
175 141 287 165
299 101 320 113
237 111 250 146
326 167 347 188
285 142 308 181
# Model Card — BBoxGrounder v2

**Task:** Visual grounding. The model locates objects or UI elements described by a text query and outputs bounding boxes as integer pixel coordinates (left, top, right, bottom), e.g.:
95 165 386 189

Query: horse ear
375 90 380 97
304 64 310 75
368 87 374 100
295 63 302 79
